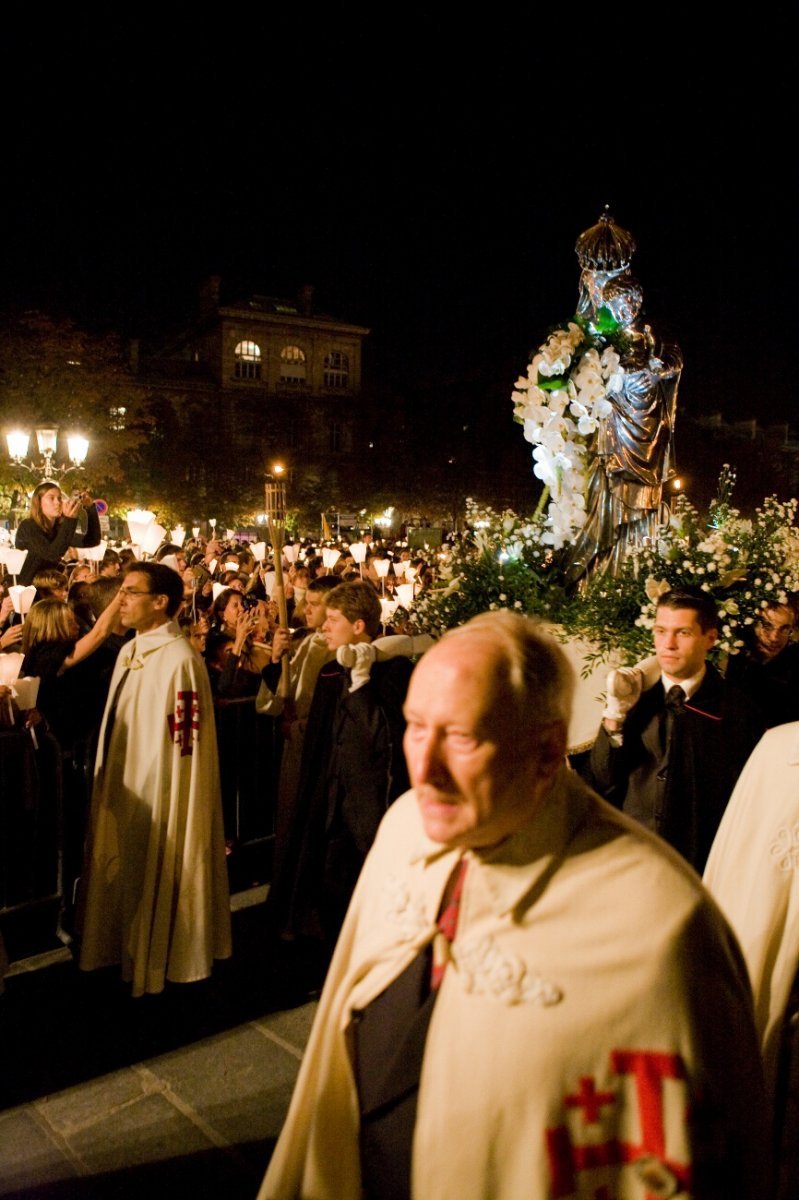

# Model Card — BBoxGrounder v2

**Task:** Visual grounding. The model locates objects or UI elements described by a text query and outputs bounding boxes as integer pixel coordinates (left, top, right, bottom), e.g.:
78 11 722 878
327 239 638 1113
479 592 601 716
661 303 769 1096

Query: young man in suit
588 589 764 873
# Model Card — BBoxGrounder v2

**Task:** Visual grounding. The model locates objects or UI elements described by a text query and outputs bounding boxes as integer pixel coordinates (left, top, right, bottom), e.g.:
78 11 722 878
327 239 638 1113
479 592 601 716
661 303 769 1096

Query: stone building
133 277 370 525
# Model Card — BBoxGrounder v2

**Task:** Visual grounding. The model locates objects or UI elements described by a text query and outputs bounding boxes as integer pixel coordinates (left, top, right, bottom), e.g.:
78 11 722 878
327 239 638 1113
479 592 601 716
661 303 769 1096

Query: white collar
660 664 706 701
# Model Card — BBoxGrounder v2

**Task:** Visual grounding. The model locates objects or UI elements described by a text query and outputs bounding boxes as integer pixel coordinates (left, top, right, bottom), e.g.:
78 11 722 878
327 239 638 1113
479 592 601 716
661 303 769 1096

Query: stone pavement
0 888 319 1199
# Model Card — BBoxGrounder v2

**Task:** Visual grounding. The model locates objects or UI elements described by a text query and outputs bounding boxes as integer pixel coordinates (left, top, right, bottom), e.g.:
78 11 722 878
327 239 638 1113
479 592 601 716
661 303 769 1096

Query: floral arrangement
628 489 799 657
510 319 625 549
406 500 564 639
408 472 799 672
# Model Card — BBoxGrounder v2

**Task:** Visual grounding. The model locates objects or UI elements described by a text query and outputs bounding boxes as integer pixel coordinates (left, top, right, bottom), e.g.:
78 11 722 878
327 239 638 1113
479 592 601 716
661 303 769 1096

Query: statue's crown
575 207 636 272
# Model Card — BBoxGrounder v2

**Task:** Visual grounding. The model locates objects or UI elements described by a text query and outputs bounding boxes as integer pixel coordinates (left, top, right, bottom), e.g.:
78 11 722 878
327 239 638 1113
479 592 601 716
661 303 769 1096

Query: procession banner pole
265 472 291 698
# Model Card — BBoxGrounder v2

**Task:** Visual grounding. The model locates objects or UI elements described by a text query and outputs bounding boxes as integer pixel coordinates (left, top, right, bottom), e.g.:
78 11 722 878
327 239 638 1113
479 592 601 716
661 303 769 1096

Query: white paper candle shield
139 522 167 557
78 540 108 562
0 546 29 576
0 653 24 685
9 585 36 615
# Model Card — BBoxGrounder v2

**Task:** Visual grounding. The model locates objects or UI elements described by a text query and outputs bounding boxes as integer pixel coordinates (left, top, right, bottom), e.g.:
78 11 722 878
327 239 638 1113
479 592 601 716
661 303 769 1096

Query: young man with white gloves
276 580 429 961
586 589 763 873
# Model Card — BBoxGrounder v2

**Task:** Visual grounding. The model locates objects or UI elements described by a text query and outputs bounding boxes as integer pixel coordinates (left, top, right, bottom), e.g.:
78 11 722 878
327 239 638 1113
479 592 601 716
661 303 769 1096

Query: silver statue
561 209 682 585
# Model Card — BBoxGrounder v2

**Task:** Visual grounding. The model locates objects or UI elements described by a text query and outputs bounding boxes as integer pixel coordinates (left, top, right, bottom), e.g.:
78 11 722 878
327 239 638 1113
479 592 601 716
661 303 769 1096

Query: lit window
280 345 306 386
234 340 262 380
324 350 349 390
109 406 127 431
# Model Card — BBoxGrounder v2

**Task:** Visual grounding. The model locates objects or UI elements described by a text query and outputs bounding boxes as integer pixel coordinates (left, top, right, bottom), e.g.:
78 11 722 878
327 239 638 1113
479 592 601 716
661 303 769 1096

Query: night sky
2 15 794 430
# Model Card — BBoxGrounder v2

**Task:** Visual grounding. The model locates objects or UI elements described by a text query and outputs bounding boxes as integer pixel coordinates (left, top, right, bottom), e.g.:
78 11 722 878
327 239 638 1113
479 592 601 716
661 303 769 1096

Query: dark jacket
277 655 414 949
724 641 799 729
588 664 764 873
15 506 101 586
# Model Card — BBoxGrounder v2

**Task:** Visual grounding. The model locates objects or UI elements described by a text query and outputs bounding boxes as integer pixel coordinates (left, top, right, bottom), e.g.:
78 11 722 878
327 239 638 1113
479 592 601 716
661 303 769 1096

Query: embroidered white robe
78 620 232 996
259 769 767 1199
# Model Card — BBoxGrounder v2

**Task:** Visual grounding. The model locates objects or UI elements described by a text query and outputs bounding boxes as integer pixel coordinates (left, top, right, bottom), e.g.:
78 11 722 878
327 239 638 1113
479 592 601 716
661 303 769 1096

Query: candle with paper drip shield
262 567 277 599
139 522 166 558
76 540 108 574
126 509 156 556
9 584 37 621
379 596 398 634
373 557 391 596
171 525 186 548
349 541 368 578
394 582 415 610
322 547 341 571
0 545 29 584
0 652 24 686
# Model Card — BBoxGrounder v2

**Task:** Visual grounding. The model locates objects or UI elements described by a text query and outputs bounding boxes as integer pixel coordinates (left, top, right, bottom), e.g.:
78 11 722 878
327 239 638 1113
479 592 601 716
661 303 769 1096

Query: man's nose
414 733 448 783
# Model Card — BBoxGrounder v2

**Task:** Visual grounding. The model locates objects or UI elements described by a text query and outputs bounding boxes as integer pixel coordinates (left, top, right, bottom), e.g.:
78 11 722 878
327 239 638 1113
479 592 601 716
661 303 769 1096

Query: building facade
136 278 371 526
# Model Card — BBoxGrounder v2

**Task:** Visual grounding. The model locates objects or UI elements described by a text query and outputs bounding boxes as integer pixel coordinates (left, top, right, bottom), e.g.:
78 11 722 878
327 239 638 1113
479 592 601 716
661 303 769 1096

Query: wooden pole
265 474 291 698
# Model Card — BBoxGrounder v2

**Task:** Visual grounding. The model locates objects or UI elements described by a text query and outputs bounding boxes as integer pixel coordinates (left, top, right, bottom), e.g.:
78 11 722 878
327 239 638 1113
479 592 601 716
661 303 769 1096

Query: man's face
304 590 328 630
653 606 717 680
403 637 549 850
322 606 363 649
754 604 795 660
118 571 167 633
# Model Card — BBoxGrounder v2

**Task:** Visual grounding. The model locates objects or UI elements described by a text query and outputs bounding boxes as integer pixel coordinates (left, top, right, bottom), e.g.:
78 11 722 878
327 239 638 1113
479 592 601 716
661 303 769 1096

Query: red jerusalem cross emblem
168 691 199 756
545 1050 690 1198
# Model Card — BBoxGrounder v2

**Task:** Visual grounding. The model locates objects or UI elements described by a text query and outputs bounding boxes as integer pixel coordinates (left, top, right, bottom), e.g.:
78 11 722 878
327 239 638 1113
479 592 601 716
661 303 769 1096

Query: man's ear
351 618 366 638
706 627 719 649
152 592 170 614
530 720 569 781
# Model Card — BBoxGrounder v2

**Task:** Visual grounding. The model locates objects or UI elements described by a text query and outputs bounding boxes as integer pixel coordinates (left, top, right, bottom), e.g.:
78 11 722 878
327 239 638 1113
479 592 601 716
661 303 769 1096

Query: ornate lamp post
6 426 90 482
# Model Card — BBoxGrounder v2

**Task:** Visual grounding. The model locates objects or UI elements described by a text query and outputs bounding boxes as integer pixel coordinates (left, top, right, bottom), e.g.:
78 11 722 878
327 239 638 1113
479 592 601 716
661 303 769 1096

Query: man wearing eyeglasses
724 601 799 729
77 562 232 996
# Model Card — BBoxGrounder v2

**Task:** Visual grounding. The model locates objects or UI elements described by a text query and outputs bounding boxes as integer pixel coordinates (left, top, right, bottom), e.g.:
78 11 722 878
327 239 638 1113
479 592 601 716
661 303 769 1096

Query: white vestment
260 770 767 1199
78 620 232 996
704 723 799 1100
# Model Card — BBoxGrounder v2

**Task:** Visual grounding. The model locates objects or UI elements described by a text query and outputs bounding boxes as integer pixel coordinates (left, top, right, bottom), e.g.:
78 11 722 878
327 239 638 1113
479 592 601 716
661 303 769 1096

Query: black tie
663 685 686 754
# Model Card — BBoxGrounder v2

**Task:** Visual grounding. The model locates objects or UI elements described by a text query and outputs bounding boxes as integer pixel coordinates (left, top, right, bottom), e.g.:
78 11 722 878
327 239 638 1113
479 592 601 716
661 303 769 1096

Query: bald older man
258 612 768 1200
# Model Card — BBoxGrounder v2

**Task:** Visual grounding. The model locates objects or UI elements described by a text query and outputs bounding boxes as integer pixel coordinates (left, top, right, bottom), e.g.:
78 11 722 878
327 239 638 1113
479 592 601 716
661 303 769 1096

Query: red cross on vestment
167 690 199 756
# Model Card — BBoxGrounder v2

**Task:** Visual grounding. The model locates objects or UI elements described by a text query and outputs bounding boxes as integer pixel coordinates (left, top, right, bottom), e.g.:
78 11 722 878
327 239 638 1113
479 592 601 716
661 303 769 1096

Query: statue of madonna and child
510 209 683 748
515 208 683 589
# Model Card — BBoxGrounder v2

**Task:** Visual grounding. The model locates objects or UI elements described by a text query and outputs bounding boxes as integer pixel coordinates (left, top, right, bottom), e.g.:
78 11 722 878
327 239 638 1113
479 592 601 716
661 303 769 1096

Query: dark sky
1 14 795 426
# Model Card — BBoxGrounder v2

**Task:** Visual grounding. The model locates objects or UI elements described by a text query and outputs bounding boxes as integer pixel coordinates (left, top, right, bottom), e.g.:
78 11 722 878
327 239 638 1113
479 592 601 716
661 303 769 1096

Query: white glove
371 633 435 661
337 642 377 693
636 654 661 689
602 666 643 722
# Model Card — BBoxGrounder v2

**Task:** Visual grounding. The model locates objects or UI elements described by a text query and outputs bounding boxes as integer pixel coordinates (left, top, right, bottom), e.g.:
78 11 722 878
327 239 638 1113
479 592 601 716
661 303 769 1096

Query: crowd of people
2 484 799 1196
0 494 438 969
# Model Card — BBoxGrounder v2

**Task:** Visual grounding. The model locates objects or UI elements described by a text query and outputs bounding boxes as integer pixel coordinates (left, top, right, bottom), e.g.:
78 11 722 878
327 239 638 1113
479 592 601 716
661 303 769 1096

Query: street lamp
6 426 90 482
